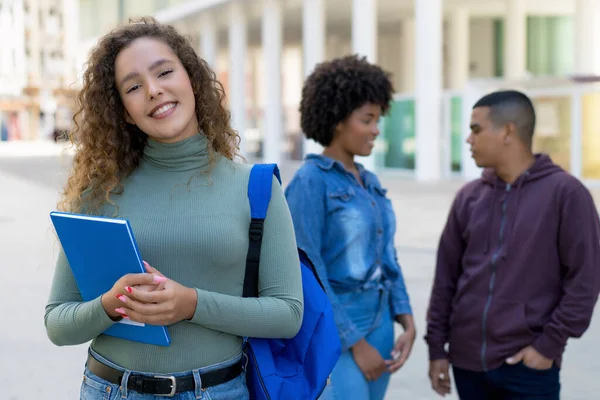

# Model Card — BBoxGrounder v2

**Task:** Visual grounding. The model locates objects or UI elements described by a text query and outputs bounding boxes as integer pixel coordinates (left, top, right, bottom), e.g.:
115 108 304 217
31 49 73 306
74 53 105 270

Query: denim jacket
284 154 412 351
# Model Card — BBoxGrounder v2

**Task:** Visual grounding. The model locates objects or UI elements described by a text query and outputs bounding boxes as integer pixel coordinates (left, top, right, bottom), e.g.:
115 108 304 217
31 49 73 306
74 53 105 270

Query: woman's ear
334 120 344 137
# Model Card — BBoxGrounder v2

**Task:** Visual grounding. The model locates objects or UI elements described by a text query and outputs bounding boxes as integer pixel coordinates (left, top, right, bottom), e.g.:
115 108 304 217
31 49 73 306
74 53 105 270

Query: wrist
395 314 416 333
351 338 368 354
101 293 122 321
185 287 198 320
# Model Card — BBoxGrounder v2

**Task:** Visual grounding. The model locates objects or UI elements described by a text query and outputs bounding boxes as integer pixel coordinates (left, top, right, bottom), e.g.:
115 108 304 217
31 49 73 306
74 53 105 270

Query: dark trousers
453 362 560 400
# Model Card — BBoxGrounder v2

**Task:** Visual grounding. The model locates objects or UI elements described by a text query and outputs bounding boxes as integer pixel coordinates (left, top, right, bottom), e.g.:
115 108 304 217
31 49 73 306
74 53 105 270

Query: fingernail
153 276 167 283
125 286 133 293
117 295 127 303
143 261 149 268
115 307 126 315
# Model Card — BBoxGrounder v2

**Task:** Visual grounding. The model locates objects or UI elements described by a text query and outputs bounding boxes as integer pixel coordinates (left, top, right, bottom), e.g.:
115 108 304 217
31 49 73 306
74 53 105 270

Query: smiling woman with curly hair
285 55 415 400
45 17 303 400
60 18 239 214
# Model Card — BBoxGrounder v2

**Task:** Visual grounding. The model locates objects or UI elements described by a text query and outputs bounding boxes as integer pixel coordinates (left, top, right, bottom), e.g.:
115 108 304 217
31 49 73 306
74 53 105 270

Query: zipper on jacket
480 183 511 371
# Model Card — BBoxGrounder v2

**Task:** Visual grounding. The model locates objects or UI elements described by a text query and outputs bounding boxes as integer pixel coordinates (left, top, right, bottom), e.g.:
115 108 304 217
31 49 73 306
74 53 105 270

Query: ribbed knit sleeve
189 176 304 338
44 249 117 345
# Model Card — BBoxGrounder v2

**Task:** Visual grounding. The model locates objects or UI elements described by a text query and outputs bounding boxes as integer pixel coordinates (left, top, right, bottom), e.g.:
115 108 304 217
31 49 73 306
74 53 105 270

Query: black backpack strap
243 218 264 298
242 164 281 298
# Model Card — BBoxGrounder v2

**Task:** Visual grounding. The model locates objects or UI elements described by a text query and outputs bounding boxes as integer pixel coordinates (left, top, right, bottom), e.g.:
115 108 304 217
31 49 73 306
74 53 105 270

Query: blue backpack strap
243 164 281 298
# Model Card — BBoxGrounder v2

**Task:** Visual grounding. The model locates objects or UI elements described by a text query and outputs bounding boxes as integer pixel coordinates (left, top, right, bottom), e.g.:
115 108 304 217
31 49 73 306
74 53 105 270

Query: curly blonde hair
59 17 240 213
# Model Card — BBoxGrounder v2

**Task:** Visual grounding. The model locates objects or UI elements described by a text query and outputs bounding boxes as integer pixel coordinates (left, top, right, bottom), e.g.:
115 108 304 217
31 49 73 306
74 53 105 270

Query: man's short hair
473 90 536 147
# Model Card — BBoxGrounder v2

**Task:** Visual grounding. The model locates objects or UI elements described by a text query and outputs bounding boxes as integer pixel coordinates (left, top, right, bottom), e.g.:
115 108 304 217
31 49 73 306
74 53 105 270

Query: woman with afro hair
44 17 303 399
285 55 415 400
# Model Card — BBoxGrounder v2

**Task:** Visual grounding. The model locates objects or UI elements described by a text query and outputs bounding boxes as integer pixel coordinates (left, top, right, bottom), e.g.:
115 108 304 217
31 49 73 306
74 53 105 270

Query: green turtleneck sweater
44 134 303 373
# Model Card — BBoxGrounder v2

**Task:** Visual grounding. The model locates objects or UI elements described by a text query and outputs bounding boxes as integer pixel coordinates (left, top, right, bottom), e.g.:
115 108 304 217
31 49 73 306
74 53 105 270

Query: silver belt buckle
154 375 176 397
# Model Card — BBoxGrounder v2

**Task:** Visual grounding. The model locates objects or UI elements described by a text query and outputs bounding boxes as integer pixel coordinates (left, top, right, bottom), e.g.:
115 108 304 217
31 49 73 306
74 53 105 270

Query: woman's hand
100 271 166 320
385 313 416 373
114 263 198 326
351 338 388 381
133 261 167 293
386 327 416 373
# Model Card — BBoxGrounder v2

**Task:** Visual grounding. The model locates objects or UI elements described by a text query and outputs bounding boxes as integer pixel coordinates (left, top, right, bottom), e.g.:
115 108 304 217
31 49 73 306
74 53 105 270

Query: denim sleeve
285 172 363 351
389 252 413 317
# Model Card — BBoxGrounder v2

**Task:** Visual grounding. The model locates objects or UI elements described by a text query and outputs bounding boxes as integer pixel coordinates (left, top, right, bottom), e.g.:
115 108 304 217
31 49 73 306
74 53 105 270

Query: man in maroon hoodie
425 90 600 399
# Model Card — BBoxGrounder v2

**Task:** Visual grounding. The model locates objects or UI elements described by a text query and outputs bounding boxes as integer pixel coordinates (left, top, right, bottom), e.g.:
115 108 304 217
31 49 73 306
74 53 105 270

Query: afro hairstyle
299 54 394 147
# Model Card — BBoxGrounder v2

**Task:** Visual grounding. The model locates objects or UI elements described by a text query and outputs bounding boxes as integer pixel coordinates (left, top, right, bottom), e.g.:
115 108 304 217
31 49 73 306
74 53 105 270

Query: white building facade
75 0 600 182
0 0 80 141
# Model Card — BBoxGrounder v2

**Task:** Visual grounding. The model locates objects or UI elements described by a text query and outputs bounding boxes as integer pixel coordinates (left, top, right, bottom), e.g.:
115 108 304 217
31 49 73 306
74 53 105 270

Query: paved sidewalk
0 151 599 399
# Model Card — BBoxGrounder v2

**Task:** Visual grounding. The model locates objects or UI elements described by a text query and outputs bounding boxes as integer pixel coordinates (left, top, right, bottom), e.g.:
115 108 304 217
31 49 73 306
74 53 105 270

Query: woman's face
332 103 382 157
114 37 198 143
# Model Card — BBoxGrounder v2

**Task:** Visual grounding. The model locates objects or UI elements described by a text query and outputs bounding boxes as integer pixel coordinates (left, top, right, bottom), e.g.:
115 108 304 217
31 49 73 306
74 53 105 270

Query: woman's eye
159 69 173 78
126 85 140 94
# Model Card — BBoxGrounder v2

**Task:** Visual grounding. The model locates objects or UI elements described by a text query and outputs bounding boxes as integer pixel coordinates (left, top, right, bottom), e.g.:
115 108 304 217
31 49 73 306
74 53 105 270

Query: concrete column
504 0 527 79
449 7 470 89
575 0 600 76
62 0 79 87
200 12 217 69
29 0 41 86
352 0 377 170
0 2 11 90
228 1 247 152
399 18 415 93
352 0 377 62
302 0 325 156
15 0 26 88
262 0 283 164
415 0 443 181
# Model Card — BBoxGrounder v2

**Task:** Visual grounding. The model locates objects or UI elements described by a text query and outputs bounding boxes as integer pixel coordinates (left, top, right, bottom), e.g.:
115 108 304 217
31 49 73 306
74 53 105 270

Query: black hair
299 55 393 146
473 90 536 147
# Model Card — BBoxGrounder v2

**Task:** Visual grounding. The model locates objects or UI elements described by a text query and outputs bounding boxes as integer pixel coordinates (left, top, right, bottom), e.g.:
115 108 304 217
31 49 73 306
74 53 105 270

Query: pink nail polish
143 261 150 268
117 295 127 303
115 307 126 315
153 276 167 283
125 286 133 294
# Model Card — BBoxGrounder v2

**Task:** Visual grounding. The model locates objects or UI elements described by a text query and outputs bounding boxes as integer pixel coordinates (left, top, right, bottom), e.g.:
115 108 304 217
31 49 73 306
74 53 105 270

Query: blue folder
50 211 171 346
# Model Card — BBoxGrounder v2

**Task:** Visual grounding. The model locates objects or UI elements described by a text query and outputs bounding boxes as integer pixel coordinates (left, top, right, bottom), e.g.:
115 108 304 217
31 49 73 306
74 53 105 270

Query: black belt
86 354 243 397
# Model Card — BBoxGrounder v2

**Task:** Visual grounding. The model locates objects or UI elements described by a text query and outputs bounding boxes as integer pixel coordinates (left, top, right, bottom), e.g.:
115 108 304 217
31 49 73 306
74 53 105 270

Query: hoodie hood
480 154 564 256
481 153 564 187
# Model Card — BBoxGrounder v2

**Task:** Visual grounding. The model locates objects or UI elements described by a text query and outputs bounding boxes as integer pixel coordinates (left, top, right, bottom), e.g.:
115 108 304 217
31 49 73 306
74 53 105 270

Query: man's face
467 107 505 168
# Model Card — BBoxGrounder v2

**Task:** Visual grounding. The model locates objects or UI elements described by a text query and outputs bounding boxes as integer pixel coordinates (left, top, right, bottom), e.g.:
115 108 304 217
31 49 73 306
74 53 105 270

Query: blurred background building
2 0 600 183
0 0 79 142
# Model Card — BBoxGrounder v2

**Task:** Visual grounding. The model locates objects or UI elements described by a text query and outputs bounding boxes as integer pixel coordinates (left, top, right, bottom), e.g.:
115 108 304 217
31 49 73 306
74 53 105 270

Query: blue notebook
50 211 171 346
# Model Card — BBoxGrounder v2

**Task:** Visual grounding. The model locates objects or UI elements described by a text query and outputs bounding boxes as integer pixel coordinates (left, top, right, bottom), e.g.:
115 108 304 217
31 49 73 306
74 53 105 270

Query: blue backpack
242 164 342 400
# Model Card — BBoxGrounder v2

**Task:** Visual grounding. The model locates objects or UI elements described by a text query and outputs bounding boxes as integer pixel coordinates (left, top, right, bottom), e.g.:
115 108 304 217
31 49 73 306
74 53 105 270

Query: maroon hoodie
425 154 600 372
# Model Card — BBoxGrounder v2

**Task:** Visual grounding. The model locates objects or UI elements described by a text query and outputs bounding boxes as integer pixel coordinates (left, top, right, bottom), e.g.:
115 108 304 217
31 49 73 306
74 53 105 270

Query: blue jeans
319 285 395 400
453 362 560 400
80 348 249 400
